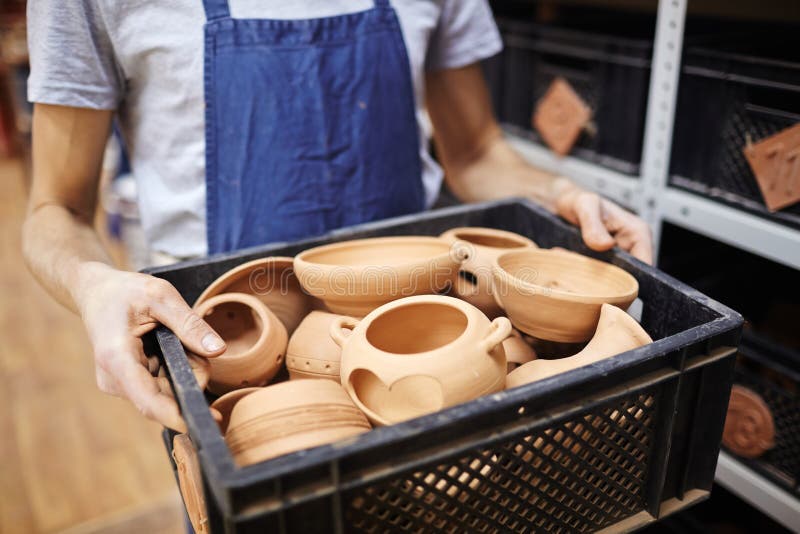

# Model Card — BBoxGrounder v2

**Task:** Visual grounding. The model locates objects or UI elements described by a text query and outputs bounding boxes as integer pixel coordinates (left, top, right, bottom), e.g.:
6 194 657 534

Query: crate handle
480 317 513 353
330 316 360 347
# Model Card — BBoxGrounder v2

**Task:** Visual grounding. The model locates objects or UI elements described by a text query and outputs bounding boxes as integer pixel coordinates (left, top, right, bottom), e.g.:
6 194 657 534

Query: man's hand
74 262 226 432
554 183 653 264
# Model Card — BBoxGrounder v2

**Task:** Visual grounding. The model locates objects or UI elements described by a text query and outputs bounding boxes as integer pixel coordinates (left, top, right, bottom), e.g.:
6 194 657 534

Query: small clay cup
440 227 537 318
209 387 261 434
194 293 288 395
503 328 537 373
194 256 316 335
506 303 651 389
287 311 347 382
294 236 465 317
333 295 511 426
492 248 638 342
172 434 208 534
225 379 370 466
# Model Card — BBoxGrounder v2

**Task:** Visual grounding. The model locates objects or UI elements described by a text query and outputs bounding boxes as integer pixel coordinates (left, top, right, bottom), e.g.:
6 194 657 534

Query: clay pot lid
209 387 262 434
723 385 775 459
172 434 208 534
295 236 460 272
493 248 638 304
194 293 276 364
440 227 537 252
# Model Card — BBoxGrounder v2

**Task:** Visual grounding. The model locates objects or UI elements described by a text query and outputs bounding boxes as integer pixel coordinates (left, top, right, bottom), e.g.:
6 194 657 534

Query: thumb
149 281 226 357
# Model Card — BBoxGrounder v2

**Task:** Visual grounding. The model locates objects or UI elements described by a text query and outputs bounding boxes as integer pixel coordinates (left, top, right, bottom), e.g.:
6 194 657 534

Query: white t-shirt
27 0 502 257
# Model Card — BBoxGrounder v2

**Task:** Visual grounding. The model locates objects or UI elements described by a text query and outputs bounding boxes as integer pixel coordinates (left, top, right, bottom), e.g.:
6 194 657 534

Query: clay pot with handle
492 248 638 342
286 311 348 382
503 328 537 373
439 227 537 318
506 303 652 389
294 236 466 317
194 293 287 395
332 295 511 426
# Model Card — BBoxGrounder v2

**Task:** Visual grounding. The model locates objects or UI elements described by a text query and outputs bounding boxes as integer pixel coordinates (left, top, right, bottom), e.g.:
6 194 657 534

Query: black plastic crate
494 14 653 175
148 199 741 533
727 332 800 495
670 32 800 230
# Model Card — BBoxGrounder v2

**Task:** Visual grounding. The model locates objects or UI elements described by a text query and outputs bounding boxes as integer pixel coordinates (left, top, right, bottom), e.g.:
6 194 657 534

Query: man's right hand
74 262 226 432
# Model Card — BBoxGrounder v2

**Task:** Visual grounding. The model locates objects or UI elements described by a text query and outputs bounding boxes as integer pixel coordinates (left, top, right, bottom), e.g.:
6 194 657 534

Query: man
23 0 652 432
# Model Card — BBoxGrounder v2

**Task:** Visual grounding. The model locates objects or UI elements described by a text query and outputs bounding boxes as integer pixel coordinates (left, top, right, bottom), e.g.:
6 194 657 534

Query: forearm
442 129 578 212
22 204 113 313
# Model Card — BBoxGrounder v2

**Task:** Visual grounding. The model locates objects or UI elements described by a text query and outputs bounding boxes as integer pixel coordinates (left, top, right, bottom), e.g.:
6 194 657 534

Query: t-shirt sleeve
27 0 123 109
425 0 503 72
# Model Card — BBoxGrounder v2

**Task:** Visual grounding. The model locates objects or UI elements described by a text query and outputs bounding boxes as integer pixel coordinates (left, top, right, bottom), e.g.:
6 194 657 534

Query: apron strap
202 0 231 21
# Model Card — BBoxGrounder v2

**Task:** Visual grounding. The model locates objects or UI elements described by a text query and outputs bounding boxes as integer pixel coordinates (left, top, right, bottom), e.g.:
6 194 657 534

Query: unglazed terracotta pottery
722 385 775 458
492 248 639 342
503 328 537 373
194 256 316 335
287 311 347 382
439 227 537 318
194 293 288 395
209 387 261 434
225 379 370 466
172 434 208 534
294 236 465 317
333 295 510 426
506 304 652 389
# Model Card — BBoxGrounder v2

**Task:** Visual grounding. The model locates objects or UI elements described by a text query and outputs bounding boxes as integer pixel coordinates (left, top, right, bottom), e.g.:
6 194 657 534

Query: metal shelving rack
504 0 800 529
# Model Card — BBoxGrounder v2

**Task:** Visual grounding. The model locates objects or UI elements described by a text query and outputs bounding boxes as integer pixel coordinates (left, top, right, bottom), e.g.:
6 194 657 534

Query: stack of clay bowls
333 295 511 425
294 236 465 317
194 293 287 395
225 380 371 466
492 248 639 342
440 227 537 318
195 256 316 335
286 311 347 382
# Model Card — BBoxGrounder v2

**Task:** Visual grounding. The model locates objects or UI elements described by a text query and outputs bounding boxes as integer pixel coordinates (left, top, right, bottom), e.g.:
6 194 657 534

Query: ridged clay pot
722 385 775 458
287 311 347 382
492 248 638 342
440 227 537 318
194 256 316 335
503 328 537 373
172 434 208 534
294 236 465 317
194 293 288 395
209 387 261 434
225 379 371 466
506 303 652 389
333 295 511 426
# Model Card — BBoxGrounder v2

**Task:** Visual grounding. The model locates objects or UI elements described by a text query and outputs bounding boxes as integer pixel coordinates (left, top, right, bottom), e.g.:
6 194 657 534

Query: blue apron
202 0 425 253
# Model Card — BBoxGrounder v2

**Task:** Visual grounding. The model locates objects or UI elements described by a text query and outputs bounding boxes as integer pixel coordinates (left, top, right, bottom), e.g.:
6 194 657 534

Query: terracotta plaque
743 122 800 212
722 385 775 459
532 77 592 156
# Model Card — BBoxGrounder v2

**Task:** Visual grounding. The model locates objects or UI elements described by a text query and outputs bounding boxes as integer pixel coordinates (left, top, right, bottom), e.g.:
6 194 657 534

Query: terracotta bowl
333 295 510 426
172 434 208 534
225 379 370 466
503 328 537 373
194 256 316 335
506 303 651 389
492 248 639 342
440 227 537 318
287 311 347 382
194 293 288 395
209 387 262 434
294 236 464 317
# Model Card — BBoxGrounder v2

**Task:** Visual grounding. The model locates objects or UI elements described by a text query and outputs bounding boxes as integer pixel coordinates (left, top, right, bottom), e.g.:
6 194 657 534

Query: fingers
146 278 226 357
601 201 654 264
119 358 188 432
572 192 615 252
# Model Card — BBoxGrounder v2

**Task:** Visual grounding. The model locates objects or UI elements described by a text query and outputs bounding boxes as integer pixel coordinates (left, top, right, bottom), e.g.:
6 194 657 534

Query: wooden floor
0 158 184 533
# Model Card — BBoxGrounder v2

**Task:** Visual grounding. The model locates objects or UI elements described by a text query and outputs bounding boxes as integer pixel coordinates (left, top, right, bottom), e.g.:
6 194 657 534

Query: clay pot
225 379 370 466
506 303 651 389
722 385 775 458
294 236 465 317
287 311 347 382
209 387 261 434
492 248 638 342
172 434 208 534
440 227 537 318
194 293 288 395
503 329 537 373
333 295 511 426
194 256 316 335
